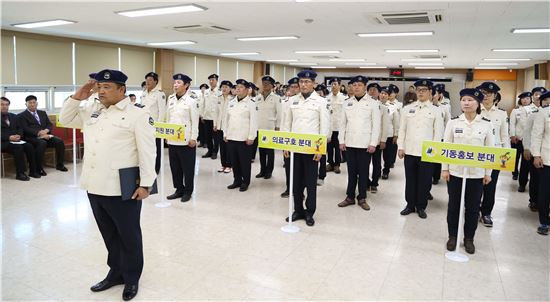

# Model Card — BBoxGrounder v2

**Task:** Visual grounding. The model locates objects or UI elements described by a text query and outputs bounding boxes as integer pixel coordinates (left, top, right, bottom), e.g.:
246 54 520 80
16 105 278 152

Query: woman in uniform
509 92 533 189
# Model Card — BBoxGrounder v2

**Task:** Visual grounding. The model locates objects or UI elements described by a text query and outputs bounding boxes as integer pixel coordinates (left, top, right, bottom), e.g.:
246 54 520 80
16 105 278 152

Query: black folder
119 167 158 200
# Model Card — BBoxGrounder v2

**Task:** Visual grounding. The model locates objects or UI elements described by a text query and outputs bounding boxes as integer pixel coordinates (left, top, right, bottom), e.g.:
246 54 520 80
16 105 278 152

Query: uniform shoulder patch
481 117 491 122
543 104 549 108
451 116 459 120
498 108 505 111
162 95 166 100
148 116 155 126
134 103 145 108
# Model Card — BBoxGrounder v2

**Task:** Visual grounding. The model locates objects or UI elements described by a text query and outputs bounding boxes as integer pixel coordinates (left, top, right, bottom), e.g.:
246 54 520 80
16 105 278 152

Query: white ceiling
2 1 549 69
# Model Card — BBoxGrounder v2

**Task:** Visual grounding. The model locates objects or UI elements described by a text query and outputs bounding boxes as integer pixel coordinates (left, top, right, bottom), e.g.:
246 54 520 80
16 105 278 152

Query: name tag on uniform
409 109 415 113
292 101 299 105
455 128 463 134
229 104 235 108
90 111 101 118
347 102 353 107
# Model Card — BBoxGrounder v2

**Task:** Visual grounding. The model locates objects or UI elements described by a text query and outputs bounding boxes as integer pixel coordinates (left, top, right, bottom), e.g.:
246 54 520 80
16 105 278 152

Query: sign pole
281 151 300 233
69 128 78 188
445 166 469 262
155 138 171 208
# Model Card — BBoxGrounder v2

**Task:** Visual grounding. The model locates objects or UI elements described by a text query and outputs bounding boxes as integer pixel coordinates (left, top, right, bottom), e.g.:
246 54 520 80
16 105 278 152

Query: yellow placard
258 129 327 154
154 122 185 142
55 114 81 129
421 140 516 171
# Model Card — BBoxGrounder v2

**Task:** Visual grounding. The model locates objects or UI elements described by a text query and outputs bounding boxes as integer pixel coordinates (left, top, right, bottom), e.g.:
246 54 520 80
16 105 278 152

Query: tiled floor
2 148 549 301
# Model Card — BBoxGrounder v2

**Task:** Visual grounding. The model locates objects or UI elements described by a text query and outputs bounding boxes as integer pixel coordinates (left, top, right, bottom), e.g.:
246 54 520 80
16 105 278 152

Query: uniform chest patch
149 117 155 126
409 109 415 113
90 111 101 118
455 128 463 134
293 101 299 105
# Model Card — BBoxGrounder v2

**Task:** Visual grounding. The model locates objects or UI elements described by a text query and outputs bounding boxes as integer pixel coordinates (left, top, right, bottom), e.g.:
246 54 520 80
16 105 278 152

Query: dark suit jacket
1 112 24 143
17 109 53 138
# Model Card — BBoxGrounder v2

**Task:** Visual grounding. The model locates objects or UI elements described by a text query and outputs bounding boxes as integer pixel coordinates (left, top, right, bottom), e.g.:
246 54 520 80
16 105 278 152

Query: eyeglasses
415 88 429 93
298 79 313 85
480 90 494 96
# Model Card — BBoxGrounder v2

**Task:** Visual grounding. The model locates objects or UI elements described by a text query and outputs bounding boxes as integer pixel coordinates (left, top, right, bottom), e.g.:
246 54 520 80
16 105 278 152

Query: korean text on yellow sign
258 129 327 155
55 114 81 129
154 122 185 142
421 140 516 172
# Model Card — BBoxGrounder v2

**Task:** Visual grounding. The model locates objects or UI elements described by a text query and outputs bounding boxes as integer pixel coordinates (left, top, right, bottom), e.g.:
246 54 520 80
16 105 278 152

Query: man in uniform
255 75 281 179
140 72 166 174
215 80 234 173
531 91 550 235
368 82 390 193
431 84 451 186
197 83 209 147
280 77 300 198
326 78 346 174
201 74 221 159
165 74 199 202
382 84 401 179
397 79 444 219
282 70 330 226
60 69 156 301
337 76 381 211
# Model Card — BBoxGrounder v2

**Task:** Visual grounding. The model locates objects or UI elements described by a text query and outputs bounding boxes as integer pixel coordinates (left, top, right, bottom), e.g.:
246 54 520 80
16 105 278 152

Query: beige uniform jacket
222 96 258 141
256 92 281 130
338 95 381 148
397 100 444 156
165 91 199 146
531 105 550 165
140 86 166 122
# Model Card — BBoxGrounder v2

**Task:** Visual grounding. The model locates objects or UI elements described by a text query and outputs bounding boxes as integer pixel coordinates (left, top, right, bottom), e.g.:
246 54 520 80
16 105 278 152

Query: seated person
1 97 39 180
17 95 67 175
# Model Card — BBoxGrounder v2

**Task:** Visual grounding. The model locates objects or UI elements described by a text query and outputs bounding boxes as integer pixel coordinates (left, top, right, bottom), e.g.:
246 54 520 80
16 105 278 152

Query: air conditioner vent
373 11 443 25
173 24 230 34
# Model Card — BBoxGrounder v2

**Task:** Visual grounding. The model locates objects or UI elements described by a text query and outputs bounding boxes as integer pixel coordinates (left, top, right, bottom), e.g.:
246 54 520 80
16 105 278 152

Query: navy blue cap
145 72 158 81
94 69 128 85
235 79 250 88
88 72 97 79
251 83 258 90
297 70 317 80
172 73 192 83
532 87 547 94
208 74 219 80
367 82 381 92
349 75 368 85
261 75 275 85
329 77 341 84
434 84 445 93
414 79 434 89
476 81 500 93
199 83 209 89
380 86 390 94
460 88 484 103
387 84 399 94
220 80 233 88
540 91 550 102
315 84 327 91
518 92 532 99
288 77 299 85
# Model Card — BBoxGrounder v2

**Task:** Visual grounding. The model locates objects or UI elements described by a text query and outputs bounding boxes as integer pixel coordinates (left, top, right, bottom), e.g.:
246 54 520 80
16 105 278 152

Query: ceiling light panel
116 4 206 17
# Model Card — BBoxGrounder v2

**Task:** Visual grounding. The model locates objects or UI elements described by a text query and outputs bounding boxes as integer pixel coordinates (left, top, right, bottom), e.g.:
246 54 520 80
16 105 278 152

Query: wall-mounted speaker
466 69 474 82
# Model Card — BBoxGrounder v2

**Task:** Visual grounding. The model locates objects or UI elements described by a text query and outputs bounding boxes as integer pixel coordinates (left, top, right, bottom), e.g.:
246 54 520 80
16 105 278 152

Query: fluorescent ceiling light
345 62 377 66
512 28 550 34
12 19 76 28
267 59 299 62
219 52 259 56
401 58 442 62
359 66 387 69
386 49 439 53
414 67 445 69
116 4 206 17
493 48 550 52
329 58 365 62
483 58 531 61
408 62 444 66
475 67 508 70
478 62 519 66
358 31 433 37
289 62 317 66
147 41 196 46
314 66 336 69
237 36 299 41
294 50 341 54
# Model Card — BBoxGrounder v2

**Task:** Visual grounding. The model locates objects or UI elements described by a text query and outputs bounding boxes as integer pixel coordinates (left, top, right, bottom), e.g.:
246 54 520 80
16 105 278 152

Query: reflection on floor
2 149 549 301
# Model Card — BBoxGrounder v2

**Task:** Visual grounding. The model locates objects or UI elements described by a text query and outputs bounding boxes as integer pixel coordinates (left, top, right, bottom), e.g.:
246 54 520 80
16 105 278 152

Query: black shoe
305 214 315 227
381 173 389 180
263 174 272 179
38 169 47 176
512 174 518 180
400 207 415 216
122 284 138 301
90 279 124 292
255 172 265 178
285 212 305 222
280 190 289 198
56 165 68 172
227 183 241 189
202 153 212 158
464 239 475 254
518 186 526 192
370 186 378 193
529 202 538 212
239 184 249 192
432 179 439 185
417 209 427 219
16 173 30 181
181 195 191 202
29 172 41 179
167 192 183 200
428 193 434 200
537 225 549 235
211 154 217 160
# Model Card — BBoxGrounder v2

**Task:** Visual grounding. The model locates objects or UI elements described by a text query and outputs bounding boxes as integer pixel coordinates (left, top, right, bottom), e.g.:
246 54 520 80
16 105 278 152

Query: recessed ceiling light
475 67 508 70
401 58 442 62
478 62 519 66
12 19 76 28
359 66 387 69
314 66 337 69
385 49 439 53
237 36 299 41
345 62 377 66
483 58 531 61
493 48 550 52
116 4 206 17
289 62 317 66
329 59 365 62
357 31 433 37
294 50 341 54
266 59 299 62
147 41 196 46
414 67 445 69
408 62 444 66
219 52 260 56
512 28 550 34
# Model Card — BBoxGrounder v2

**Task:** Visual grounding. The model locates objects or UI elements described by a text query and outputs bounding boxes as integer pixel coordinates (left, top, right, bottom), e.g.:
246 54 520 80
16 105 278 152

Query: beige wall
121 47 154 86
1 34 15 84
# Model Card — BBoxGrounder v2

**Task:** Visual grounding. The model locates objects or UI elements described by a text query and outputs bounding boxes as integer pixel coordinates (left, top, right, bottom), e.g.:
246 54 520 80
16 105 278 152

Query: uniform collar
146 85 161 93
459 113 482 124
260 91 274 100
299 90 319 101
416 100 432 108
114 97 131 110
482 104 497 112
